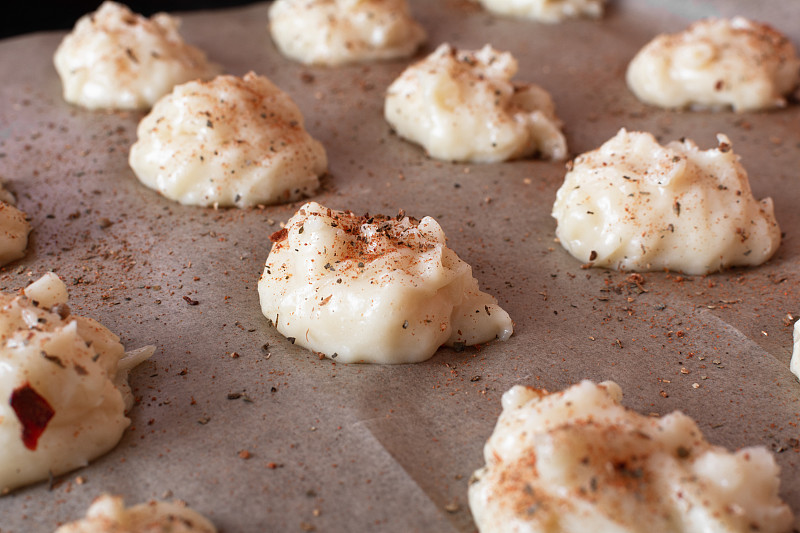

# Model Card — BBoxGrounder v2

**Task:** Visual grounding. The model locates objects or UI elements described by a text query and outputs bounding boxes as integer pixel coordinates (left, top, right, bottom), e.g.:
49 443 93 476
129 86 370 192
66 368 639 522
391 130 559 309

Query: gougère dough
552 129 780 274
54 1 220 110
473 0 606 23
0 274 154 494
268 0 426 66
469 380 794 533
55 494 216 533
258 202 513 364
626 17 800 112
385 44 567 163
0 184 31 267
129 72 327 208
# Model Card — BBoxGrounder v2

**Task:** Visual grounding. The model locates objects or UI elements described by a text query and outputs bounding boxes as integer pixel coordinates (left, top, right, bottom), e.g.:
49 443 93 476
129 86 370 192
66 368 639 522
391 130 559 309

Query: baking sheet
1 0 799 530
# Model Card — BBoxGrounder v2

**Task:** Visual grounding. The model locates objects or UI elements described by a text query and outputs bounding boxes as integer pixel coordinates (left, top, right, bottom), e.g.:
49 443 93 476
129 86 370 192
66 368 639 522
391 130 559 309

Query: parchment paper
1 1 799 531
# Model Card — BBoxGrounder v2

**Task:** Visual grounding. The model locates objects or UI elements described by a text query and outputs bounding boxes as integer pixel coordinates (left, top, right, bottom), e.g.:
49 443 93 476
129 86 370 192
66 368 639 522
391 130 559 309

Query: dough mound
385 44 567 163
474 0 605 23
258 202 513 364
0 274 154 494
55 494 216 533
269 0 426 66
54 1 220 110
0 184 31 267
626 17 800 112
129 72 327 208
552 129 780 274
469 380 794 533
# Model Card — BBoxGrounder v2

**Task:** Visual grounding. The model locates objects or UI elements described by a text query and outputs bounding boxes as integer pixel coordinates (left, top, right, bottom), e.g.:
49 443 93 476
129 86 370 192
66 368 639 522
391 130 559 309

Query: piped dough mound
0 274 154 494
258 202 513 364
468 380 794 533
552 129 780 274
474 0 605 23
55 494 216 533
129 72 327 208
385 44 567 163
0 185 31 267
53 1 220 110
626 17 800 112
268 0 426 66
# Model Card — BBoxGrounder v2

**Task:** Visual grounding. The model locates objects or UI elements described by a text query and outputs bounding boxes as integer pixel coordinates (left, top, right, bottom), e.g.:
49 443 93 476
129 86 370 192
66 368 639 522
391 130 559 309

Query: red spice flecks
10 383 55 451
269 228 288 243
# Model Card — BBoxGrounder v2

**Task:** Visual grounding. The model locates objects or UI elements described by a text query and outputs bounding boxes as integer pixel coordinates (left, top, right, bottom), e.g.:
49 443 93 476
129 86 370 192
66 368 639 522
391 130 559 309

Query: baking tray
1 0 799 530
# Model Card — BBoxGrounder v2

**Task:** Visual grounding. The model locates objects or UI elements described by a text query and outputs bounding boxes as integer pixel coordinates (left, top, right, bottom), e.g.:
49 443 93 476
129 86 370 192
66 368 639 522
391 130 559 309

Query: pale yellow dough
129 72 327 208
469 380 794 533
258 202 513 364
54 1 220 110
473 0 606 23
55 494 216 533
0 184 31 267
269 0 426 66
0 274 154 494
627 17 800 112
552 129 780 274
385 44 567 163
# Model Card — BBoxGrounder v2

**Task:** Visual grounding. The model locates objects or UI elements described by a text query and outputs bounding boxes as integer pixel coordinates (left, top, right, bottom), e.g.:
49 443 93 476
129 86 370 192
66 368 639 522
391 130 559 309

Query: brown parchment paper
1 1 799 531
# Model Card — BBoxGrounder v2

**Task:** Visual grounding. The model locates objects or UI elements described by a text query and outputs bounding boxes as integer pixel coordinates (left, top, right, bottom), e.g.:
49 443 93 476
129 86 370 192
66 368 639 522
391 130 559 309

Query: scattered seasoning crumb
183 295 199 306
75 475 87 485
444 502 460 513
300 522 316 532
227 392 242 400
238 450 251 459
470 375 481 382
198 417 210 425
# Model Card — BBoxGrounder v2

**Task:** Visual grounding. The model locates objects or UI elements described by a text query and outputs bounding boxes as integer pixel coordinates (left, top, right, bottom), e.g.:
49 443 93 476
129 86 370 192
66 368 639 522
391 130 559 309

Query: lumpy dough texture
129 72 327 208
552 129 780 274
385 44 567 163
469 380 794 533
55 494 216 533
0 184 31 267
53 1 220 110
0 274 154 493
258 202 513 364
474 0 605 23
626 17 800 112
269 0 426 66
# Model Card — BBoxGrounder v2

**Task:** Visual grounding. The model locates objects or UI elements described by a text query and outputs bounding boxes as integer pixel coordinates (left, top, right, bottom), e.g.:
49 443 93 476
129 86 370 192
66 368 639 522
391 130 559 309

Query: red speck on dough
10 383 55 451
270 228 288 243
